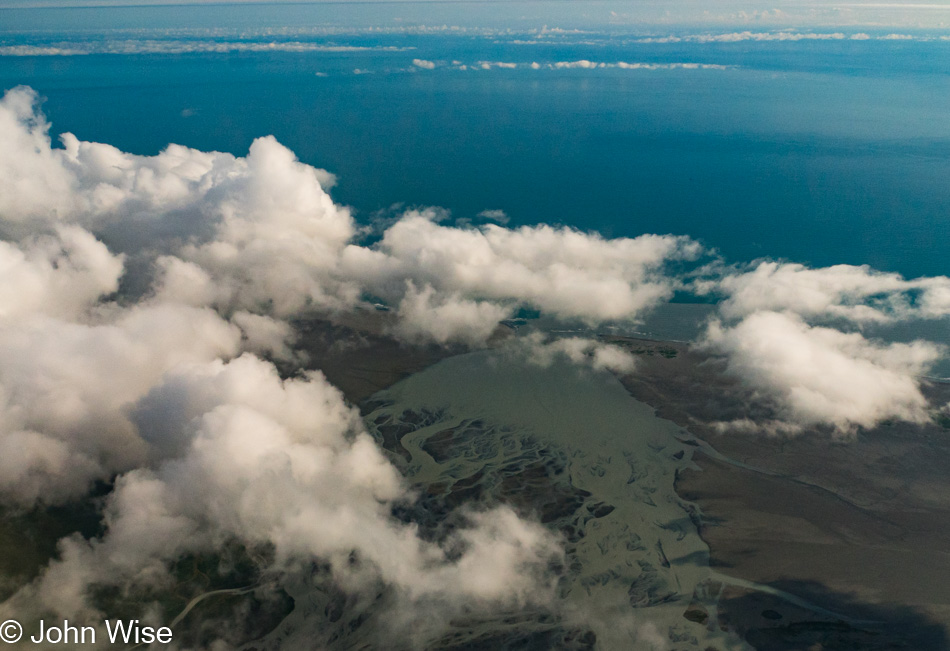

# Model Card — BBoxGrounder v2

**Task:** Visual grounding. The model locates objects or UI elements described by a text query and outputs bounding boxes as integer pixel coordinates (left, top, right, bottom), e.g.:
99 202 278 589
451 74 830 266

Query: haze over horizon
4 0 950 29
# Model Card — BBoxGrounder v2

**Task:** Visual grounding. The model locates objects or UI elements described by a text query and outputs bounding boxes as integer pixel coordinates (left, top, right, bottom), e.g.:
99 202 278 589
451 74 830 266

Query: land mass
3 316 949 650
616 336 950 650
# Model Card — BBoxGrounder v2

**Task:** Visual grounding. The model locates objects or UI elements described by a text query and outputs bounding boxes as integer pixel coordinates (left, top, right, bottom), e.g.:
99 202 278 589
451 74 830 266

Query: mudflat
618 336 950 649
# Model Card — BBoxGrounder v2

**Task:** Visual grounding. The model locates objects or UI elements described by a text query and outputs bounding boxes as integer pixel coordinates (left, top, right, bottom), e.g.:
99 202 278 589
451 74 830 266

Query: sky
2 0 950 29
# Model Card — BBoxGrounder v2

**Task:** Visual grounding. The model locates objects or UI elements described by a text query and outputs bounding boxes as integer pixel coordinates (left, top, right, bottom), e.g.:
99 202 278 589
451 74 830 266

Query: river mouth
357 348 746 650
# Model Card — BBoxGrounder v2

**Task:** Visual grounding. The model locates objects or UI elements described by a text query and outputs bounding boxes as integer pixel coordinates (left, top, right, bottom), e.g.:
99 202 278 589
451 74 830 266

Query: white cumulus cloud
700 260 950 323
702 311 942 434
4 356 562 628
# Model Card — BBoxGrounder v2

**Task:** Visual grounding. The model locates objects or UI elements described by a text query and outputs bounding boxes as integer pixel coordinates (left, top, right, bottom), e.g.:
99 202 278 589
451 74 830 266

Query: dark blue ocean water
1 3 950 280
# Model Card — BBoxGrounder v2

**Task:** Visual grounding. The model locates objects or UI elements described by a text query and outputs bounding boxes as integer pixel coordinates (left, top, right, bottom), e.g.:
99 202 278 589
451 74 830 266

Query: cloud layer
5 356 560 630
700 260 950 323
0 85 701 638
632 31 950 44
1 83 947 491
0 85 700 510
0 41 412 56
0 80 948 644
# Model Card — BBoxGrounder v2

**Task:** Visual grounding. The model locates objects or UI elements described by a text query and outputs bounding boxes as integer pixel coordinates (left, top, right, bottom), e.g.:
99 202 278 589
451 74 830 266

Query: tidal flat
621 338 950 650
4 319 946 650
359 350 748 650
299 329 950 650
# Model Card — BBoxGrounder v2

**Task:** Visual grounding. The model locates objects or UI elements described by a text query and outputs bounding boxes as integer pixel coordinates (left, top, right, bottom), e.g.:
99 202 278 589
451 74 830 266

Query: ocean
3 4 950 280
2 1 950 373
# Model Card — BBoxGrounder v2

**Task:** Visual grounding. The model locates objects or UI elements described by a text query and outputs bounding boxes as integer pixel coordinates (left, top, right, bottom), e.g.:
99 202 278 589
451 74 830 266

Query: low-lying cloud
517 332 638 375
0 84 700 638
633 31 934 43
409 59 731 73
548 60 729 70
0 41 412 56
4 355 561 632
1 86 697 336
703 311 942 434
699 260 950 323
0 84 580 644
698 260 950 433
1 79 948 644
